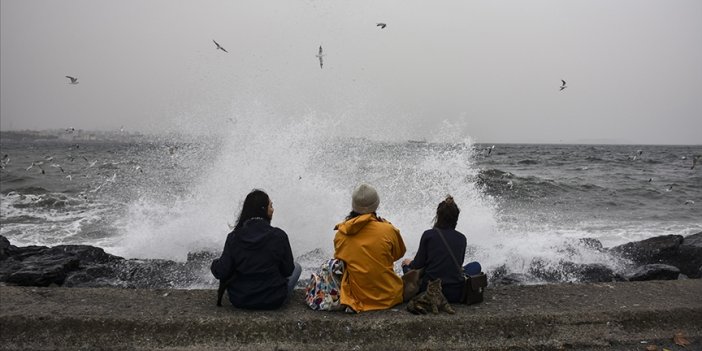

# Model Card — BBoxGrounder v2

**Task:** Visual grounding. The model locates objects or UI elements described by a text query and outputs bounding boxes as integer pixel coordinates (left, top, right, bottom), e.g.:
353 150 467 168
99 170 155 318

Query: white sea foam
108 106 698 281
114 107 501 264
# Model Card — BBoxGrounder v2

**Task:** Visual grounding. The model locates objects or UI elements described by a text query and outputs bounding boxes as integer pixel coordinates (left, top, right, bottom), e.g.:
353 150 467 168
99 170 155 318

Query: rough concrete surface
1 280 701 350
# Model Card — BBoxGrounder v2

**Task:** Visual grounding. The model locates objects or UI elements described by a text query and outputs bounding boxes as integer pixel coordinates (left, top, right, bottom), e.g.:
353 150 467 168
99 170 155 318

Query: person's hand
401 258 412 266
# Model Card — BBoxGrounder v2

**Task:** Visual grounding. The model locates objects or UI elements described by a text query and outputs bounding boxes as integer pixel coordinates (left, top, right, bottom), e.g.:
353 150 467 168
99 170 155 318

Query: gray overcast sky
1 0 701 144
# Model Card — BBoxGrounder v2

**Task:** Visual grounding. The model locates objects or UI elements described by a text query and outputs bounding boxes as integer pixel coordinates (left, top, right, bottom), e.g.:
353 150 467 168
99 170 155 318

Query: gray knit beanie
352 183 380 214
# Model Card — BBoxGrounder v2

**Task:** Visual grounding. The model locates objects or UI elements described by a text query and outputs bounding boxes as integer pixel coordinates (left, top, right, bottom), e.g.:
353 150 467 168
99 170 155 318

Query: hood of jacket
234 218 275 249
334 213 380 236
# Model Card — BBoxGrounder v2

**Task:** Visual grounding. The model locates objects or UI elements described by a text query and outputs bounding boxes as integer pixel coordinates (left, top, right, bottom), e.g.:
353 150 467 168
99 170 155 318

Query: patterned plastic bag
304 259 345 311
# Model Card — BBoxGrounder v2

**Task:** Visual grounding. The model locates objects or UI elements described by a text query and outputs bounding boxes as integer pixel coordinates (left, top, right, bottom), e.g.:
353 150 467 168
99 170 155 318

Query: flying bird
559 80 567 91
316 46 324 69
51 163 64 172
213 40 228 53
66 76 79 85
377 23 387 29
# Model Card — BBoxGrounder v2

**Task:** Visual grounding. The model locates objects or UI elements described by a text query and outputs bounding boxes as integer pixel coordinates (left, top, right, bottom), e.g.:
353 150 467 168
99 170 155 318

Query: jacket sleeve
391 227 407 261
211 232 235 280
409 230 430 269
277 229 295 277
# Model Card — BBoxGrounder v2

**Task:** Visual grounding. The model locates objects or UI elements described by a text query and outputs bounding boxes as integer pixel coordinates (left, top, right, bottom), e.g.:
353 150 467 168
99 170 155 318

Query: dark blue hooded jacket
211 218 294 309
408 228 467 303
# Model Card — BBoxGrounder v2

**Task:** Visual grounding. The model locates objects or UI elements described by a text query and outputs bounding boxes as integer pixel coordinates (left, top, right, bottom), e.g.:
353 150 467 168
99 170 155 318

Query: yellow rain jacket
334 213 406 312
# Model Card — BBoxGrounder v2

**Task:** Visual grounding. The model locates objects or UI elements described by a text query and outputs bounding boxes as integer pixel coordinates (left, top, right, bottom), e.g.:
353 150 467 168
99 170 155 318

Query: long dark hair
345 211 381 221
433 195 460 229
234 189 270 231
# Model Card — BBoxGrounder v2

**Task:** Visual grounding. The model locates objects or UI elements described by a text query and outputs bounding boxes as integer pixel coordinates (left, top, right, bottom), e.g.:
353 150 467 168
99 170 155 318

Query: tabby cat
406 278 455 314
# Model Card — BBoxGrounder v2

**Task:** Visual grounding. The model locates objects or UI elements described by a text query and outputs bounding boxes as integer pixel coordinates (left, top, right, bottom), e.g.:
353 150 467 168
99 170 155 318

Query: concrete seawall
1 280 701 350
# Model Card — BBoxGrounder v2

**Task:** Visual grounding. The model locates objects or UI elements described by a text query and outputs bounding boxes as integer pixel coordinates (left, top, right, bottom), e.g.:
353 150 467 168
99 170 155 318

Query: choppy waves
1 135 700 284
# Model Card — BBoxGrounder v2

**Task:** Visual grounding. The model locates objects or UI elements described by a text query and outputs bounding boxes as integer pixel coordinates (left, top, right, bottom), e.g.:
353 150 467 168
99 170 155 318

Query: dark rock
578 238 604 251
560 262 623 282
6 254 80 286
186 250 219 267
676 244 702 279
528 258 558 282
675 232 702 279
0 235 11 260
0 258 24 281
683 231 702 246
609 234 683 265
489 264 509 280
64 265 126 288
626 264 680 281
491 273 531 286
529 259 622 283
489 264 532 285
46 245 123 265
609 233 702 278
63 265 120 287
8 245 51 261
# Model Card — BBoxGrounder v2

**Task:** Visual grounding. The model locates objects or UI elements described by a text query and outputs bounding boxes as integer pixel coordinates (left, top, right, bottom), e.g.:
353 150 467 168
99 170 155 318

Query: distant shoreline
1 130 700 146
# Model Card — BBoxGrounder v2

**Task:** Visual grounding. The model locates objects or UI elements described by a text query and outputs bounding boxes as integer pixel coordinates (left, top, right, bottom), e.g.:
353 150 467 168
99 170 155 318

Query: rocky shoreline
1 232 700 289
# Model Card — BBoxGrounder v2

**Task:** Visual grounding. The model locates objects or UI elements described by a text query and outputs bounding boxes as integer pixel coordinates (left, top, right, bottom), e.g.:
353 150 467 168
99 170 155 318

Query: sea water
1 118 700 286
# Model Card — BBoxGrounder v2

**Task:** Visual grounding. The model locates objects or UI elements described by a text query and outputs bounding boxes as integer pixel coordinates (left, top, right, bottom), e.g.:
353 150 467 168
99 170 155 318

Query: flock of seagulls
14 151 148 195
68 23 569 88
49 23 694 203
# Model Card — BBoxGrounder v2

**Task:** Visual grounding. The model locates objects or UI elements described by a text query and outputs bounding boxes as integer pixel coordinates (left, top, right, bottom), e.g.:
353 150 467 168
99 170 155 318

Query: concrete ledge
1 280 701 350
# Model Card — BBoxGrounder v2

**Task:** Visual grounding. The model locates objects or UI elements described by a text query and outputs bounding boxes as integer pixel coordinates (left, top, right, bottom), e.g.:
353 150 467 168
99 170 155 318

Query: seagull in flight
316 46 324 69
213 40 228 53
487 145 495 156
377 23 387 29
66 76 79 85
559 80 567 91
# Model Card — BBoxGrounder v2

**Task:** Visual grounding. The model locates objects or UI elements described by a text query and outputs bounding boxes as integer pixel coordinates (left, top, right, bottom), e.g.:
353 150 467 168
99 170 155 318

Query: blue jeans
402 261 482 275
287 262 302 297
463 261 482 276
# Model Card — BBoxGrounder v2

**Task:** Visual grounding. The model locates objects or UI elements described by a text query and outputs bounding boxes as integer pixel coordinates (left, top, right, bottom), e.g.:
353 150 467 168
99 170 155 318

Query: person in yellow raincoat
334 183 407 312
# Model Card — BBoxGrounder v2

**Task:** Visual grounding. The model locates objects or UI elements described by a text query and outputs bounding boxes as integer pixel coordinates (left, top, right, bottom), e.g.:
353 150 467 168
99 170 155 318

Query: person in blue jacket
401 195 481 303
211 189 301 309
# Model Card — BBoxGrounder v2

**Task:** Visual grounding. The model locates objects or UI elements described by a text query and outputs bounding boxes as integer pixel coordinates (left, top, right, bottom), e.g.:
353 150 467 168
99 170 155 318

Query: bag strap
434 228 464 279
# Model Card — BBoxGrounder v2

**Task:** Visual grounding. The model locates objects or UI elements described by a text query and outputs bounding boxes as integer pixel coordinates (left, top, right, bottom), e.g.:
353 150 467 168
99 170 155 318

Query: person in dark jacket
401 195 481 303
211 189 301 309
